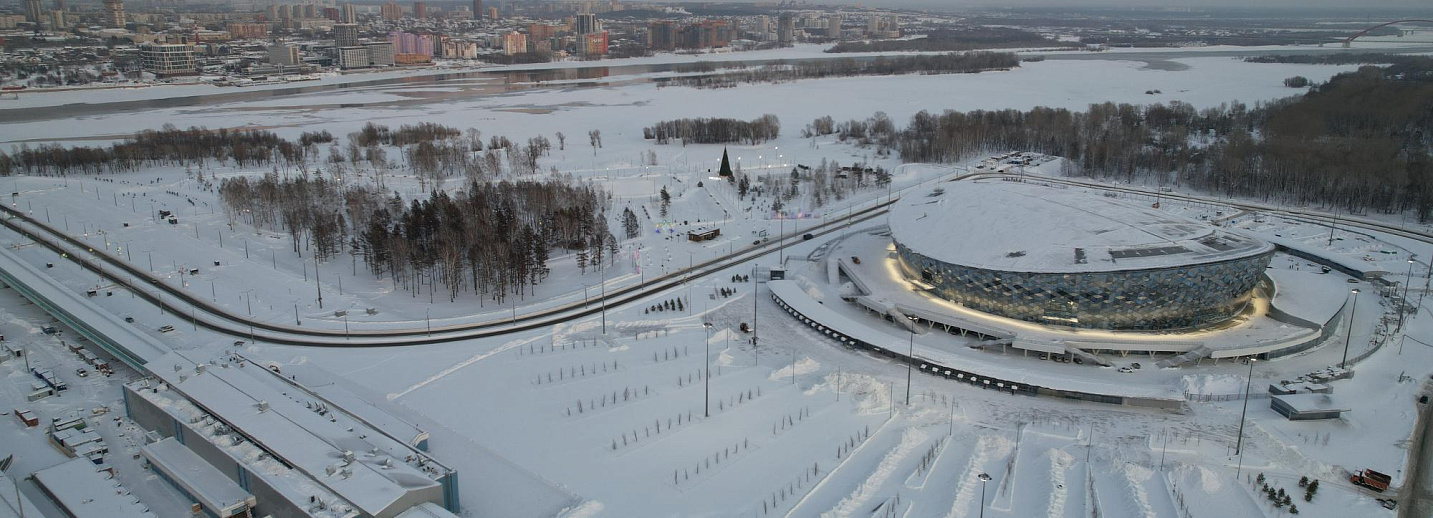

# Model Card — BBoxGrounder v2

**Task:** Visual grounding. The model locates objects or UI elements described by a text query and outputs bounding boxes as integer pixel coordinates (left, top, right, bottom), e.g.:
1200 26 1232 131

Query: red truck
1351 469 1392 492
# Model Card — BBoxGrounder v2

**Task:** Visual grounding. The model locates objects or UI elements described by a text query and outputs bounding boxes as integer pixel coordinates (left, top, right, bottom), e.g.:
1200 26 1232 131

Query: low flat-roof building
32 458 156 518
687 228 720 242
0 470 44 518
1270 393 1349 421
142 438 256 518
123 351 457 518
141 43 197 77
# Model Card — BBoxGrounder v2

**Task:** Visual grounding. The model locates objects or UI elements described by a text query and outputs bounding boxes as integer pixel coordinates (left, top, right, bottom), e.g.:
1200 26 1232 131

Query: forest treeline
657 52 1019 89
1 121 574 190
824 63 1433 220
0 125 292 174
827 28 1077 53
643 115 780 145
219 174 613 303
1245 53 1433 68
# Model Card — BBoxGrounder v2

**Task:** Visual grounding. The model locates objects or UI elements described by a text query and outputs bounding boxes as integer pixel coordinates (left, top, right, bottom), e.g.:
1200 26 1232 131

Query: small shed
1270 393 1349 421
687 228 720 242
15 408 39 427
1268 381 1332 395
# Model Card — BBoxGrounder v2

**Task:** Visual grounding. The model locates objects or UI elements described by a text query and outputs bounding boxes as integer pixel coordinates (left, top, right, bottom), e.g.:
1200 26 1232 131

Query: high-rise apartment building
777 12 795 45
341 4 356 23
24 0 42 24
528 23 556 40
825 14 841 39
102 0 124 27
333 23 360 47
575 13 598 35
268 45 300 66
647 21 675 51
363 42 394 66
501 31 526 55
226 22 268 40
413 2 426 19
581 31 608 57
472 0 481 20
380 2 402 21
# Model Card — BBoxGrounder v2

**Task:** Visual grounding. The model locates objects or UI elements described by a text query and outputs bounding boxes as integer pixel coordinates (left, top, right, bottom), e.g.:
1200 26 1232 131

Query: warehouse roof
32 459 156 518
888 181 1273 274
139 351 447 518
141 438 254 517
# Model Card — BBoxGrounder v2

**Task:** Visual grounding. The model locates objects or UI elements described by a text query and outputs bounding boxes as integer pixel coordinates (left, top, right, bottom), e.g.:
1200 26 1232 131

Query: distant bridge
1344 20 1433 47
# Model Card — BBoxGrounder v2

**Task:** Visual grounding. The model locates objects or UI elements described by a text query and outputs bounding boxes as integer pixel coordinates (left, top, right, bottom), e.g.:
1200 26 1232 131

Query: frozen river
3 43 1430 126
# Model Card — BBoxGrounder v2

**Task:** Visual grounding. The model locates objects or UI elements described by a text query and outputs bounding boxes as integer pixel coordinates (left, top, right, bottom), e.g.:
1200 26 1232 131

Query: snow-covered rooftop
31 459 157 518
141 438 255 517
888 181 1273 273
0 471 43 518
1271 393 1350 413
138 351 448 518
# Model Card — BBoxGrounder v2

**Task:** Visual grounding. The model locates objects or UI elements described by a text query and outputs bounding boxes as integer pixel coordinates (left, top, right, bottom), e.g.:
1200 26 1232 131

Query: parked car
75 368 88 378
157 325 175 333
802 233 815 240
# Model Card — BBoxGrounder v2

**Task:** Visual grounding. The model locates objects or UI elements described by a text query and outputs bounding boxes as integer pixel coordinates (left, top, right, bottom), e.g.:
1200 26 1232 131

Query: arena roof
888 181 1273 274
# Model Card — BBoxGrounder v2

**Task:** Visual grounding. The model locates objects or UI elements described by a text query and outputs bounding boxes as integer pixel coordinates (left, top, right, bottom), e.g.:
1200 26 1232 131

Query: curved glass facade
895 243 1274 330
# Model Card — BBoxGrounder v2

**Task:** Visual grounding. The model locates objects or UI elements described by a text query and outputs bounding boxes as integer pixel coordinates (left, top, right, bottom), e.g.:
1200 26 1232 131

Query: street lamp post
752 264 759 366
703 322 713 418
600 266 607 334
977 473 992 518
1342 288 1361 369
906 329 914 406
1400 259 1415 332
1234 358 1257 460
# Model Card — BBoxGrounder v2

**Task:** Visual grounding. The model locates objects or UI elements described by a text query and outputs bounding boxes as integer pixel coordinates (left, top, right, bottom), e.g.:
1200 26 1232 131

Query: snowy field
2 42 1432 518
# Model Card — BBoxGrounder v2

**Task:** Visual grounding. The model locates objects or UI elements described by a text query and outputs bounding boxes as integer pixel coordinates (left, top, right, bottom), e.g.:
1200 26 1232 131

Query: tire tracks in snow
388 333 550 400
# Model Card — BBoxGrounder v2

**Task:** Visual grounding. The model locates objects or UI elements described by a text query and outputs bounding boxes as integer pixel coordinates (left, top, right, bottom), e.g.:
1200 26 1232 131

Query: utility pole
1234 358 1257 463
1327 211 1338 247
314 253 323 309
703 322 713 417
1400 258 1415 332
1342 288 1361 369
906 329 914 406
977 473 992 518
600 266 607 334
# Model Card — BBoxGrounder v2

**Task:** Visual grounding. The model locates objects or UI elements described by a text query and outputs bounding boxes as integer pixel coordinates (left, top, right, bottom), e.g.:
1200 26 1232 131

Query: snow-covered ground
2 44 1431 518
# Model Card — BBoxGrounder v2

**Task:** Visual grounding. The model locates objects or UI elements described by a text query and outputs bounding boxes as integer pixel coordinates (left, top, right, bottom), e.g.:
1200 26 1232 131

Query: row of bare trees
644 115 781 145
658 52 1020 89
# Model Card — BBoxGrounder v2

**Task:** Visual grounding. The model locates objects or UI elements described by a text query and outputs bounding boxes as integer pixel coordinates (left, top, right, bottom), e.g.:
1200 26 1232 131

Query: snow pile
1197 465 1223 494
1121 463 1157 518
1046 448 1076 518
1178 374 1246 395
819 371 889 416
825 427 928 517
771 356 820 382
949 435 1015 518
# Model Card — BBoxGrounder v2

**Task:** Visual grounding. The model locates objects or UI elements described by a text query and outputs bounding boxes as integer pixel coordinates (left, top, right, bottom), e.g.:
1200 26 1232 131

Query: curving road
5 169 1432 346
